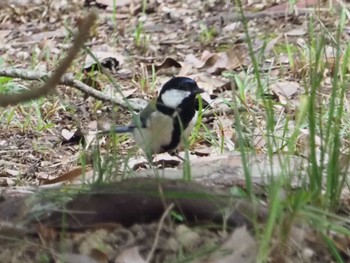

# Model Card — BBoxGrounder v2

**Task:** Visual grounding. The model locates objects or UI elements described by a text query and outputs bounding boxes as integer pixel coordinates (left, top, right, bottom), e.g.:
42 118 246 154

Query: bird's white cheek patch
161 89 191 108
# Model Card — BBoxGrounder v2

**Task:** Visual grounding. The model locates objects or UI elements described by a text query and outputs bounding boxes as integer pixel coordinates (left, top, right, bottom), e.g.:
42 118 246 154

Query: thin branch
146 203 174 263
0 12 97 107
0 68 142 111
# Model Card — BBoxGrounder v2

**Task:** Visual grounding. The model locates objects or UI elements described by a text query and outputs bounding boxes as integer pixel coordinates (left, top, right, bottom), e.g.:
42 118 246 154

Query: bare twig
207 9 312 23
0 68 142 111
0 12 97 107
146 203 174 263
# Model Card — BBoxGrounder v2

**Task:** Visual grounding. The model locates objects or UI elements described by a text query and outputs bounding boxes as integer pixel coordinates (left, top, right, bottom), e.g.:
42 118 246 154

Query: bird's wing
98 100 157 135
137 99 157 128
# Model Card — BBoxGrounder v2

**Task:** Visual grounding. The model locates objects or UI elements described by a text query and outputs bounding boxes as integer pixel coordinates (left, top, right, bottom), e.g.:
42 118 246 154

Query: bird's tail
98 126 135 135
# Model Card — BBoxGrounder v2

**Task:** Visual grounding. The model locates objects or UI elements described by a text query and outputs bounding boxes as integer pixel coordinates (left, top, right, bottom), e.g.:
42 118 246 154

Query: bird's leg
169 150 186 162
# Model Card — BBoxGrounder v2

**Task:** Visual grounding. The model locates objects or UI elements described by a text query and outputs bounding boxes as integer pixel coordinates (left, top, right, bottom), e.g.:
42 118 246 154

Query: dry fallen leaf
208 226 258 263
147 57 182 72
297 128 328 166
194 73 229 95
270 81 300 103
200 45 248 75
184 53 206 68
285 28 307 37
213 116 235 151
90 248 109 263
184 45 248 75
40 167 85 185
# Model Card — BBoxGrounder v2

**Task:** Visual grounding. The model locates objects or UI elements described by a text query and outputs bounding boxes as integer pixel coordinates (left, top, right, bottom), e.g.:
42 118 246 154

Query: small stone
302 248 314 261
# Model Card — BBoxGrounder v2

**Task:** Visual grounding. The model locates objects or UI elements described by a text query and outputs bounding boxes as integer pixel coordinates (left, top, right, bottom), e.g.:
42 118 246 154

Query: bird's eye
182 83 193 91
181 84 188 91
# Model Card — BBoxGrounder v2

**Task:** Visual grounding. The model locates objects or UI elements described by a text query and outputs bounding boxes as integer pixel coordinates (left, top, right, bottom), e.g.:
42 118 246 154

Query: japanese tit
102 77 204 157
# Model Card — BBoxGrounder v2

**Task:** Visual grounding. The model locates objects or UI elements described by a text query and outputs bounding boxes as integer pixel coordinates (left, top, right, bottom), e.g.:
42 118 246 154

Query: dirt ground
1 0 349 262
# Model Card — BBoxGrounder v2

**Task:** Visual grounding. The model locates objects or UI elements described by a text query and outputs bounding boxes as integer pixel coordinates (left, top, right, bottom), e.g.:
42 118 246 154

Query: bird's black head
157 77 204 110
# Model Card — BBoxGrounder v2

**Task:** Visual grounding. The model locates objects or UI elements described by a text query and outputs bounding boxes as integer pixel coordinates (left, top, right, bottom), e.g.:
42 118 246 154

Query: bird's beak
193 87 205 94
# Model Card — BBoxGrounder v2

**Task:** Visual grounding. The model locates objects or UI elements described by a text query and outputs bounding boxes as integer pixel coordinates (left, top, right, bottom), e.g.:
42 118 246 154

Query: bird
100 77 204 158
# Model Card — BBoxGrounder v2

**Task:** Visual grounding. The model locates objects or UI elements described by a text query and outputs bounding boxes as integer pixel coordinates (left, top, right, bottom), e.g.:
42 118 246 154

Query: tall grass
234 0 350 261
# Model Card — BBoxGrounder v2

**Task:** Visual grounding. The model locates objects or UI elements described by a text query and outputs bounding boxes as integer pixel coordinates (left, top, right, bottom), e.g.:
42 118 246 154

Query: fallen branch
0 68 142 111
14 178 266 230
0 12 97 107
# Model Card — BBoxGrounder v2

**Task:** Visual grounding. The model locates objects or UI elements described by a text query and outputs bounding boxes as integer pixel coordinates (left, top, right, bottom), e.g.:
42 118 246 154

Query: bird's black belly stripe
161 118 182 153
158 95 196 153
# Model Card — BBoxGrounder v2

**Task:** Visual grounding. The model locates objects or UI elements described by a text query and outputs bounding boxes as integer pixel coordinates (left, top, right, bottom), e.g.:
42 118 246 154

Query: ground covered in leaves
1 0 350 262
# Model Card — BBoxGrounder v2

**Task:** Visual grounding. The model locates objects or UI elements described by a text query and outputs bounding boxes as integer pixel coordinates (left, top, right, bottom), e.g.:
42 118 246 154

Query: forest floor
1 0 350 262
